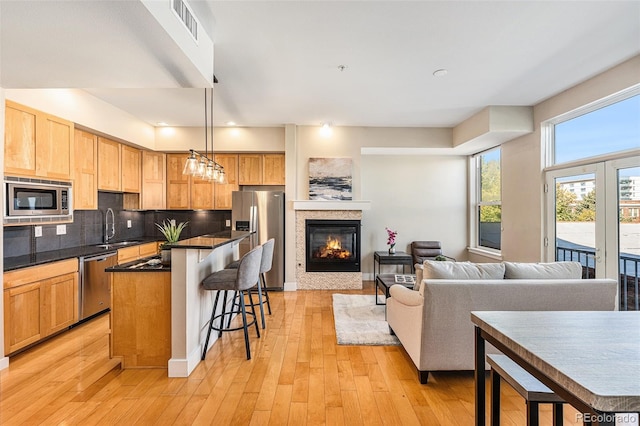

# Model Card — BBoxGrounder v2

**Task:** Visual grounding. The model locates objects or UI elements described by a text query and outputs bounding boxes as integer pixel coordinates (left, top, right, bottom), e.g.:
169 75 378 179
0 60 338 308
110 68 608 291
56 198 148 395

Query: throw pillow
423 260 505 280
503 261 582 279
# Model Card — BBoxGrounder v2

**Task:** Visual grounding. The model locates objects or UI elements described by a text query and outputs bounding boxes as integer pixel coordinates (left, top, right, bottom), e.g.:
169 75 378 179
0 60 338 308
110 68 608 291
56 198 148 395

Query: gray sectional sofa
385 260 618 384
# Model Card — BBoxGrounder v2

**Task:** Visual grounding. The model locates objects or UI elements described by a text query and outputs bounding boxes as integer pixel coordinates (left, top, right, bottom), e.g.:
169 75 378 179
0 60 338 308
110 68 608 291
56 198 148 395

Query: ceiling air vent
172 0 198 42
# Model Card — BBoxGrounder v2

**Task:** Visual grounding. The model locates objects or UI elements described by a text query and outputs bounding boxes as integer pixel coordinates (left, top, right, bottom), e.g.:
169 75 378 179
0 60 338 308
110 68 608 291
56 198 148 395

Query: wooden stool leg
552 403 563 426
526 401 539 426
491 369 501 426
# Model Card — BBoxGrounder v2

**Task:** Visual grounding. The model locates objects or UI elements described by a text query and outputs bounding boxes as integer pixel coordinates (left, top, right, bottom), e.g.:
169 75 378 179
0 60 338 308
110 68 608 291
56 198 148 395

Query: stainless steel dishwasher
80 252 117 321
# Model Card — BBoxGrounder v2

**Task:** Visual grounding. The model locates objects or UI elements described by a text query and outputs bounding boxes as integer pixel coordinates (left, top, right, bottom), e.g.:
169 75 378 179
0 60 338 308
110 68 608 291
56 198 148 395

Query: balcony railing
556 246 639 311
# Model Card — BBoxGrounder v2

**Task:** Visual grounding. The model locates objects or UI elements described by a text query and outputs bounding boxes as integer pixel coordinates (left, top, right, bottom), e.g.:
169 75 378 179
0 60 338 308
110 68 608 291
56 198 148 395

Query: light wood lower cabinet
117 242 159 264
3 259 79 355
110 271 171 368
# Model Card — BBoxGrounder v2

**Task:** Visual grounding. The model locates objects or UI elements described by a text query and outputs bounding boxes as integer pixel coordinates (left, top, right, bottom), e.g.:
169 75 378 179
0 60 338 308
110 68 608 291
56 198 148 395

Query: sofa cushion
503 261 582 279
423 260 505 280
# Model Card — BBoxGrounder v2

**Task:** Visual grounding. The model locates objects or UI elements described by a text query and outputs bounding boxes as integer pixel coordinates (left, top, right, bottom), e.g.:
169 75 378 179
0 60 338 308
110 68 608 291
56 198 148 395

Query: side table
373 251 413 282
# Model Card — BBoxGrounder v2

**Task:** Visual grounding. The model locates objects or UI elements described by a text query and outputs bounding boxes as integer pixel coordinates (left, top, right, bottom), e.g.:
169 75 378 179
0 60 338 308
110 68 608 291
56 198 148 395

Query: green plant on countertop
156 219 188 249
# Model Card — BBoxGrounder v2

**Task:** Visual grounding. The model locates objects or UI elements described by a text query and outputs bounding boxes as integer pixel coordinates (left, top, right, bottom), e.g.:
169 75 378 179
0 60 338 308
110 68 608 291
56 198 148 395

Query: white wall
0 87 7 370
289 126 463 281
361 154 468 278
481 55 640 263
155 126 285 152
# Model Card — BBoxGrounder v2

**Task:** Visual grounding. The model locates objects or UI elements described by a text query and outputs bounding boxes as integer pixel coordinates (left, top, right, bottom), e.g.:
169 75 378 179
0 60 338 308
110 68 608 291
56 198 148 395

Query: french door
546 156 640 310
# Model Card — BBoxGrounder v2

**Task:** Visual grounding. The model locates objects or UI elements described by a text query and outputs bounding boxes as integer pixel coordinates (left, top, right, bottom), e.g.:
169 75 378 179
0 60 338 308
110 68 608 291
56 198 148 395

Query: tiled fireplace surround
294 201 370 290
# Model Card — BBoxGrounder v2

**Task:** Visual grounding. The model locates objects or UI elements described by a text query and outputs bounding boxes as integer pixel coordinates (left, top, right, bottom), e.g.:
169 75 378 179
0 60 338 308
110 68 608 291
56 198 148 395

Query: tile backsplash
3 192 231 258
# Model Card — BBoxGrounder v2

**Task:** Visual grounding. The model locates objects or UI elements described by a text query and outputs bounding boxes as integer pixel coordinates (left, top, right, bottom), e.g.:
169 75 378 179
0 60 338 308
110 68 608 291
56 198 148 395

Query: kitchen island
106 231 251 377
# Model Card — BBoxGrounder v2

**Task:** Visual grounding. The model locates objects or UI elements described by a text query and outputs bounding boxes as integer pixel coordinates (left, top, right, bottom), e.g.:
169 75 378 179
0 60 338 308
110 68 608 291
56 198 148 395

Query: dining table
471 311 640 426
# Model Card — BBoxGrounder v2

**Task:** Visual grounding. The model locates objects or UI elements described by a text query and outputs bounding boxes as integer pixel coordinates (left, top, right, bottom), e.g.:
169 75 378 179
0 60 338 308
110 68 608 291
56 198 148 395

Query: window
551 93 639 165
544 85 640 309
473 147 501 251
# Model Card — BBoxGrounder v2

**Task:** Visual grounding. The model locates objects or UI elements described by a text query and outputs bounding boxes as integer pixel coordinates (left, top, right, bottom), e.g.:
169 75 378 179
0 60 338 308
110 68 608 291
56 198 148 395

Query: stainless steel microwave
4 177 73 225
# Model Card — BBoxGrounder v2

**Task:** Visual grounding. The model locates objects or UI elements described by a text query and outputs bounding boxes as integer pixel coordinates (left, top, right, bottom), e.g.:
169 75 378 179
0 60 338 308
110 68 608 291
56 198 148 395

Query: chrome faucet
105 208 115 244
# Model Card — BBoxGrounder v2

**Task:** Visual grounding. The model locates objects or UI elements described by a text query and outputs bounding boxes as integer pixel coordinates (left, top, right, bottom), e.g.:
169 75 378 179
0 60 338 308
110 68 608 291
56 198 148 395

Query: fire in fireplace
306 219 361 272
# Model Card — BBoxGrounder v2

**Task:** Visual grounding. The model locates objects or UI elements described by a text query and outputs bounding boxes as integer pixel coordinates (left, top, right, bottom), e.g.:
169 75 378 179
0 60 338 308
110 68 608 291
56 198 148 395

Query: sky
555 94 640 173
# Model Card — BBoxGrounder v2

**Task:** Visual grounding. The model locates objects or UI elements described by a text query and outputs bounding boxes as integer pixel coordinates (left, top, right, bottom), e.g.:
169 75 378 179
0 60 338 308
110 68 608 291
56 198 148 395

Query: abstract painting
308 158 353 201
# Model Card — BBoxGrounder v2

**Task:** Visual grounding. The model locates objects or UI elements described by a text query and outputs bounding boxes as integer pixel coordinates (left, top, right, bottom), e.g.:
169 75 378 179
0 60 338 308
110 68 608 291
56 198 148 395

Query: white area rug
332 294 401 345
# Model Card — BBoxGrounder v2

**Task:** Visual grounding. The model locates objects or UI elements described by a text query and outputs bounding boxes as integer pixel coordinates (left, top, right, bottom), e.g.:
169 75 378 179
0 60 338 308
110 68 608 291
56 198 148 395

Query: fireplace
306 219 361 272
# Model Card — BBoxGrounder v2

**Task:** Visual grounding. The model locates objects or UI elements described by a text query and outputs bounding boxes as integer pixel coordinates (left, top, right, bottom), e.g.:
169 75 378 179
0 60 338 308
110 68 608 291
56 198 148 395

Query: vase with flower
385 227 397 254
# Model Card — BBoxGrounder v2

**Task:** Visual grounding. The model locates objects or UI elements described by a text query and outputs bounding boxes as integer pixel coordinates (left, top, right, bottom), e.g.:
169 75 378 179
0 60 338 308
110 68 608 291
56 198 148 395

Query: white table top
471 311 640 413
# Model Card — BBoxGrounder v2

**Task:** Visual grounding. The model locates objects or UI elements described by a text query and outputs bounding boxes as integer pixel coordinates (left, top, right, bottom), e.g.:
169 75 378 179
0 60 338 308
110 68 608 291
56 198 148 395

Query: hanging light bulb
183 77 226 180
218 168 226 184
205 160 215 181
183 150 199 176
195 156 207 179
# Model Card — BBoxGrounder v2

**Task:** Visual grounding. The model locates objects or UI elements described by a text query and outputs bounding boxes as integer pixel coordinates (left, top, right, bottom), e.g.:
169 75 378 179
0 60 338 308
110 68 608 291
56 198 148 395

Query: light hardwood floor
0 282 583 425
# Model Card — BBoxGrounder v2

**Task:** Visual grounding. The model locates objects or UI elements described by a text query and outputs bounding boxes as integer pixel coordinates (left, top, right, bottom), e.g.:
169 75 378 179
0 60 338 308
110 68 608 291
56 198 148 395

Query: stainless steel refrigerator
232 190 284 289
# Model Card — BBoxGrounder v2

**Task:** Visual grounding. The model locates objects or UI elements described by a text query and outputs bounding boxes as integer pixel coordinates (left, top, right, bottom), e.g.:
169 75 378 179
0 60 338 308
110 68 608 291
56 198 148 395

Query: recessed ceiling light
320 122 333 137
433 69 448 77
337 65 347 72
156 121 168 126
226 121 236 126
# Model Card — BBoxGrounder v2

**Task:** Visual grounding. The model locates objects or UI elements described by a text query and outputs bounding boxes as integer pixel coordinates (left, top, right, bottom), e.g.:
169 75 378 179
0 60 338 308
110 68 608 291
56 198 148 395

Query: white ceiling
1 1 639 128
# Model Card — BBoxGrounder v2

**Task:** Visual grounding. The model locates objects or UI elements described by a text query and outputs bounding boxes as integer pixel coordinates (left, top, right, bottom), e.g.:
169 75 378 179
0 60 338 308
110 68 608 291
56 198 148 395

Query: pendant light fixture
183 78 225 183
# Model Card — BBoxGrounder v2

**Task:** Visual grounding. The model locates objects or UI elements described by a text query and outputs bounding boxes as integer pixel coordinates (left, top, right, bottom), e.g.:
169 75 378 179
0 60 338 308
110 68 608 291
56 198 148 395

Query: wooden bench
487 354 564 426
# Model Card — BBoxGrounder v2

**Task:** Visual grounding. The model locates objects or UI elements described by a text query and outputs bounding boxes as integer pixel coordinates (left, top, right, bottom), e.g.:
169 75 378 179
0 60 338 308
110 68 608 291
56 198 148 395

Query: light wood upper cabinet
37 113 74 180
4 101 74 180
191 178 214 209
73 129 98 210
97 137 121 191
262 154 285 185
5 102 37 177
166 154 190 210
238 154 263 185
141 151 166 210
214 154 239 210
121 145 141 193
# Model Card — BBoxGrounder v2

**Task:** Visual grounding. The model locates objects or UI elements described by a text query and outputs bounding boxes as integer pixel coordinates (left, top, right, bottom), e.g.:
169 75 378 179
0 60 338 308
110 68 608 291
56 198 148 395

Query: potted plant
156 219 188 265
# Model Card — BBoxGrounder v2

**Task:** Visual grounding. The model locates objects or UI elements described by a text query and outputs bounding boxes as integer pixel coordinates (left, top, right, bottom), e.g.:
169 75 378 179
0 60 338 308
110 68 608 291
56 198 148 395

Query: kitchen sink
93 240 142 249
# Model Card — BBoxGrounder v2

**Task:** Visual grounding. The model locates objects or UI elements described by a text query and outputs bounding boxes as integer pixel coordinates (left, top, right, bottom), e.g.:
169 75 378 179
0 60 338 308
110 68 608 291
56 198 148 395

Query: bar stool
227 239 274 329
201 245 263 360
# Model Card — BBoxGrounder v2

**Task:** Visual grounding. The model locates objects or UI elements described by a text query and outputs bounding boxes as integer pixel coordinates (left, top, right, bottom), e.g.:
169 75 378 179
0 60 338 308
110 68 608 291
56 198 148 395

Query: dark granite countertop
3 237 160 272
3 231 251 272
167 230 252 250
106 255 170 273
